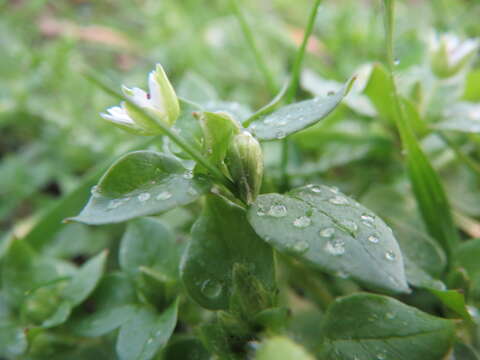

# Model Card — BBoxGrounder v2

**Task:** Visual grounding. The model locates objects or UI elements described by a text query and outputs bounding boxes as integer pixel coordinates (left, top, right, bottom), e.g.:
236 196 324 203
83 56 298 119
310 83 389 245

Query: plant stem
280 0 323 191
285 0 322 103
84 71 237 195
229 0 277 95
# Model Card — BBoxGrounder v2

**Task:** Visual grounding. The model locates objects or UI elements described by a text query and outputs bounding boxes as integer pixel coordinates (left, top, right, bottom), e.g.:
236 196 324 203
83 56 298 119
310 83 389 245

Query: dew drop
268 204 287 218
310 185 322 193
386 312 395 320
394 58 400 66
361 213 375 227
147 338 153 344
138 192 151 202
107 199 123 210
183 170 194 179
319 227 335 238
201 279 222 299
90 185 101 197
275 131 286 139
293 216 311 228
340 219 358 234
385 251 396 261
329 195 348 205
367 235 379 244
293 240 309 253
156 191 172 200
187 187 198 196
325 238 345 256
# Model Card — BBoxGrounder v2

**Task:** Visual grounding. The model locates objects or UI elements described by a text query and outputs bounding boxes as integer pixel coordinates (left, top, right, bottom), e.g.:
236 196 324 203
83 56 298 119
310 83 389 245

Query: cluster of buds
429 33 478 79
101 64 179 135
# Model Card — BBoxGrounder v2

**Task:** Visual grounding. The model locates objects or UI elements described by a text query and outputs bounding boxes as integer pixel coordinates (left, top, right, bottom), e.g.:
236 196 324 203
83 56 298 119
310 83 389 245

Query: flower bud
225 131 263 204
430 33 478 79
101 63 180 135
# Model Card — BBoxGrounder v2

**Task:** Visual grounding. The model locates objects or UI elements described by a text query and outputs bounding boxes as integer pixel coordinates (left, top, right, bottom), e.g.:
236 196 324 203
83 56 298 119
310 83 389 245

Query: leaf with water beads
318 293 455 360
247 77 355 141
247 184 410 294
68 151 211 225
181 195 275 310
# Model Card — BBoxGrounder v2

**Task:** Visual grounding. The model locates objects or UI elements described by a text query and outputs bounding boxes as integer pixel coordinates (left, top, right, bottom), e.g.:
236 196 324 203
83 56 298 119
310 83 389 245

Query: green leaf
62 251 107 306
318 293 455 360
120 218 181 282
247 185 409 293
181 195 275 310
2 240 70 306
72 304 137 337
20 137 158 251
256 337 315 360
365 63 459 257
198 111 240 168
70 151 210 225
428 288 472 321
116 300 178 360
247 77 355 141
70 272 137 337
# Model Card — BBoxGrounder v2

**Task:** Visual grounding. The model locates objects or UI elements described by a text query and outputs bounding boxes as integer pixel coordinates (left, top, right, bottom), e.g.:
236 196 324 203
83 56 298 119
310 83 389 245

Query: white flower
101 64 180 135
430 33 478 78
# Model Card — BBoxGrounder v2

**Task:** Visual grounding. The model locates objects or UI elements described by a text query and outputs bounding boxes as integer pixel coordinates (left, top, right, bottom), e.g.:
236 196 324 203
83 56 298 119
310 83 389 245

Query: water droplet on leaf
183 170 194 179
268 204 287 218
385 251 396 261
367 235 379 244
329 196 348 205
325 238 345 256
156 191 172 200
293 216 311 228
293 240 309 253
201 279 222 299
319 227 335 238
138 192 151 202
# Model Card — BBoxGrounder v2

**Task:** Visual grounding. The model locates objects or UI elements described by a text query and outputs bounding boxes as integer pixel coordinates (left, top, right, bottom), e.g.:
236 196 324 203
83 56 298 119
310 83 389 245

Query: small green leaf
2 240 69 306
120 218 181 282
256 337 315 360
198 111 240 168
181 195 275 310
319 293 455 360
116 300 178 360
248 77 354 141
70 151 210 225
247 185 409 293
62 251 108 306
429 288 472 320
72 304 137 337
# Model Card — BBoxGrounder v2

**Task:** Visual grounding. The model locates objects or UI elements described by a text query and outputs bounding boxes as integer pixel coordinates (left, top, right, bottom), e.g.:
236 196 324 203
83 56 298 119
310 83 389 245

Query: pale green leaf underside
247 78 354 141
247 185 409 294
69 151 210 225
